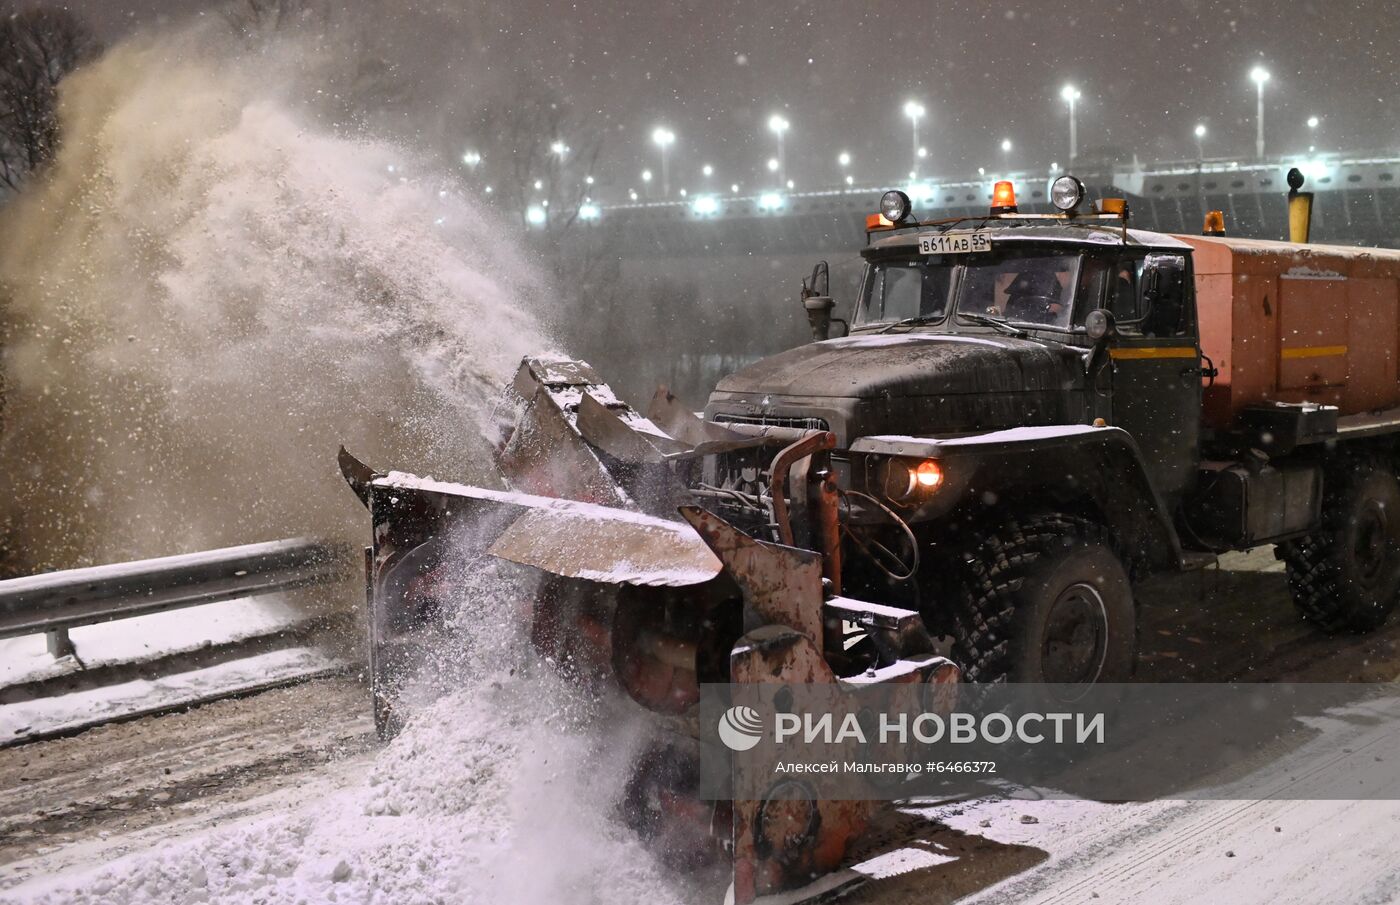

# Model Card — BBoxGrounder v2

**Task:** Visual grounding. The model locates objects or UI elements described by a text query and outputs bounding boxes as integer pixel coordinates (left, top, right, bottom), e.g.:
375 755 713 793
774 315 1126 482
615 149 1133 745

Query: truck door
1105 252 1201 503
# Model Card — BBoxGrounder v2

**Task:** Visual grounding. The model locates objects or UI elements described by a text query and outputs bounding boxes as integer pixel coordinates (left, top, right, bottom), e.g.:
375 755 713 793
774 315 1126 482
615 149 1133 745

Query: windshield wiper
876 314 945 334
959 312 1027 337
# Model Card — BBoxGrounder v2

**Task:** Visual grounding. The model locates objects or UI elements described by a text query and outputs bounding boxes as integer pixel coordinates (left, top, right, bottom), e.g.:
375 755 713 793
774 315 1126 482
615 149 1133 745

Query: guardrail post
46 627 76 659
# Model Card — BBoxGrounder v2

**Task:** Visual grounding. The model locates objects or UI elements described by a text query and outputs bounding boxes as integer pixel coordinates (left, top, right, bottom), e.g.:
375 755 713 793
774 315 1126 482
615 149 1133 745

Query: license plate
919 232 992 255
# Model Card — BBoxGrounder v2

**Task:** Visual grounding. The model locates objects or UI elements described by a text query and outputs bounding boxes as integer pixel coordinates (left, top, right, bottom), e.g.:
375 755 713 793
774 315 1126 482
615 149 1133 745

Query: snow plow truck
341 171 1400 901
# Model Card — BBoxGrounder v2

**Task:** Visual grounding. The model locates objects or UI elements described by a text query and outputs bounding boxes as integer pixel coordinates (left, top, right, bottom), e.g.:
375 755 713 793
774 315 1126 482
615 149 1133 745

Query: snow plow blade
339 356 960 904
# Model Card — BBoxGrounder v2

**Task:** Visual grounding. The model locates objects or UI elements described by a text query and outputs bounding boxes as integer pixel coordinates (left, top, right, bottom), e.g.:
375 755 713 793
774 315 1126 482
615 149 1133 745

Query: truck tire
937 514 1135 686
1278 459 1400 633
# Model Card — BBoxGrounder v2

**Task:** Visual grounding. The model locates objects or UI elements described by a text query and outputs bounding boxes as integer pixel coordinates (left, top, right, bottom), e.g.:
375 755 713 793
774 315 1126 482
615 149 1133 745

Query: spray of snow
0 24 550 572
0 21 704 905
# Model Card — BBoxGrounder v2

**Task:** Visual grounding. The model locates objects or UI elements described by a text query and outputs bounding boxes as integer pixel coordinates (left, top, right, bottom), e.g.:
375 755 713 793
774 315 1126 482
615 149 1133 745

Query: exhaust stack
1287 167 1314 243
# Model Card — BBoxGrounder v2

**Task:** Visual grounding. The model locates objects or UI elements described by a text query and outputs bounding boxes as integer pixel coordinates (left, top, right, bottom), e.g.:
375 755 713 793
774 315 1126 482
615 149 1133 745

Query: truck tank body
1179 234 1400 429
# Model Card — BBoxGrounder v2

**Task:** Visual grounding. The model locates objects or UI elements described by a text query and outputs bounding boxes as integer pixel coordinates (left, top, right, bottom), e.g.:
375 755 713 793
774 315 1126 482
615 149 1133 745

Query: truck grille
711 413 830 432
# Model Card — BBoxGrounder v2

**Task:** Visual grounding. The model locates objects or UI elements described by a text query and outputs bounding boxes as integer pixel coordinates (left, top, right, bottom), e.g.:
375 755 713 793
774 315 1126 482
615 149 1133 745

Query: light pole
1250 65 1270 159
1193 123 1207 212
651 127 675 197
1060 85 1081 164
1000 138 1012 172
767 114 789 185
640 168 653 199
903 100 925 175
838 150 851 186
1306 115 1320 153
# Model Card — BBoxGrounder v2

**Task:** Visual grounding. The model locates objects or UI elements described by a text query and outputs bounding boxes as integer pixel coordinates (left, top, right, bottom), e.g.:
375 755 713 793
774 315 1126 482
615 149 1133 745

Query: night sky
54 0 1400 195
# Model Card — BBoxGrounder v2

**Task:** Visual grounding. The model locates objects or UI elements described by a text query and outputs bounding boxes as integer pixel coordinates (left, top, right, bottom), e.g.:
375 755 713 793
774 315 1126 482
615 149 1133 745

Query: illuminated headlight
1050 175 1085 212
879 190 912 223
913 460 944 489
882 457 944 500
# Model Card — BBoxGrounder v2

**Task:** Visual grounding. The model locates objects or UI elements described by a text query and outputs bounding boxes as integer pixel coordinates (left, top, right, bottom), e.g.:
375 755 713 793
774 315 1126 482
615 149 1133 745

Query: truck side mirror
804 295 836 341
1138 254 1188 336
800 260 845 341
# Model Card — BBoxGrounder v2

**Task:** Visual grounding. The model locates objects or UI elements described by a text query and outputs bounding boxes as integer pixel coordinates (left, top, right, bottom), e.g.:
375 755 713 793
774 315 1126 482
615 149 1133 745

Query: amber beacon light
990 181 1018 214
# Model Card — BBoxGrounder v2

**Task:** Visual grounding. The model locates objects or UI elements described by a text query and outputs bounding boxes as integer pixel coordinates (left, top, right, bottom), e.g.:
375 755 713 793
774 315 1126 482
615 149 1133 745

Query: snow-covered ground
0 646 342 743
0 598 339 746
1 672 697 905
0 597 306 688
3 549 1398 905
6 666 1398 905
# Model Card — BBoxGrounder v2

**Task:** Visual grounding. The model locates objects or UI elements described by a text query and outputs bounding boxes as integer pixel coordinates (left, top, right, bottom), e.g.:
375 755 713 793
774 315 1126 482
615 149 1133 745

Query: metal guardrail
0 538 346 656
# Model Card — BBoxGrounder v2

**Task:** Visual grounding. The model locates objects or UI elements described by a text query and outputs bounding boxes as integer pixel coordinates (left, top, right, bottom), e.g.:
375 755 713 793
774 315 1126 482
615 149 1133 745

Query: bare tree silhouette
0 5 98 192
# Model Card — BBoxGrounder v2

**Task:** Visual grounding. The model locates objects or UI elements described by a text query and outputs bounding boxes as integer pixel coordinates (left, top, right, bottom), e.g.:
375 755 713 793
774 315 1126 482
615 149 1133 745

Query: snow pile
10 684 682 905
0 23 551 572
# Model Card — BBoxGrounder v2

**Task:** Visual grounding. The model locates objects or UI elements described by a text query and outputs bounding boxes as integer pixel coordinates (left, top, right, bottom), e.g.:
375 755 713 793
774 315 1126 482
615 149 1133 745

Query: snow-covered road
1 548 1398 905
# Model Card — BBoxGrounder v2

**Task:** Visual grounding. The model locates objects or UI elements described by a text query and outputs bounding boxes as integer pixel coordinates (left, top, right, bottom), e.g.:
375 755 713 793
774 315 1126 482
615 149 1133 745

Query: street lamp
702 163 714 178
1060 85 1081 163
550 140 569 158
651 126 675 196
640 168 652 199
767 114 790 184
903 100 925 174
1193 124 1208 210
461 150 481 168
1250 65 1270 159
1307 115 1320 153
1000 138 1012 171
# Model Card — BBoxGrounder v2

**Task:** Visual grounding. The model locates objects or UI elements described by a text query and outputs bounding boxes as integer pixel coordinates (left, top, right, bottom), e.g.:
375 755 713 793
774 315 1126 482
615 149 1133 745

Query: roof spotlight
879 190 912 223
1051 175 1086 212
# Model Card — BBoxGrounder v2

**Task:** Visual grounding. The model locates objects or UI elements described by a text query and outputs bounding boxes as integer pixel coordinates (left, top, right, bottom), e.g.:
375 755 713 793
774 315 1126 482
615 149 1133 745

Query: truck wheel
1278 460 1400 633
939 514 1135 686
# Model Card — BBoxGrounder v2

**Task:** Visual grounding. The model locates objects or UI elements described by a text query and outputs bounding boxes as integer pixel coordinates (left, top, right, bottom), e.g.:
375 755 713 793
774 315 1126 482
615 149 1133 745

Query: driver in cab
1001 269 1066 324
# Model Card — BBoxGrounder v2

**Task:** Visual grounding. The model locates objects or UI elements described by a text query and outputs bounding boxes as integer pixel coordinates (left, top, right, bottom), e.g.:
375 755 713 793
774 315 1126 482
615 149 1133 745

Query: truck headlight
1051 175 1085 212
879 190 912 223
883 458 944 500
913 459 944 490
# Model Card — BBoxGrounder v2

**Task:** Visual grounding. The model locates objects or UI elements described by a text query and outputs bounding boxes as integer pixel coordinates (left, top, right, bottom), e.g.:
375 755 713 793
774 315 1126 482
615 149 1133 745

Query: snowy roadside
0 673 696 905
0 646 345 744
1 598 345 746
841 695 1400 905
0 597 308 689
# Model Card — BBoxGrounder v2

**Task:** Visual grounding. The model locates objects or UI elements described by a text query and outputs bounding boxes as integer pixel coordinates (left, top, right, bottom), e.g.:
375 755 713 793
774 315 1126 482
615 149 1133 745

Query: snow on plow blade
339 356 959 904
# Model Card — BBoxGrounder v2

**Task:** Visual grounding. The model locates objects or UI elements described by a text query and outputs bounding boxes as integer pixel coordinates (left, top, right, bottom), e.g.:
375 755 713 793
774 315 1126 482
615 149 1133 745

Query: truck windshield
856 258 956 325
954 252 1082 329
855 250 1083 330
